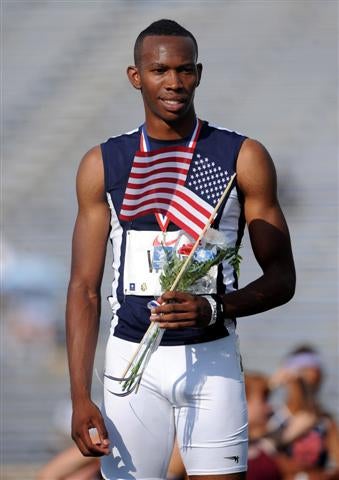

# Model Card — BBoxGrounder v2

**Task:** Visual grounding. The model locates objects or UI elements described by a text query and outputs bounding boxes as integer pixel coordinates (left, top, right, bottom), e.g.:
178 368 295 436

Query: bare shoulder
76 145 106 205
77 145 103 185
236 138 277 199
236 138 290 234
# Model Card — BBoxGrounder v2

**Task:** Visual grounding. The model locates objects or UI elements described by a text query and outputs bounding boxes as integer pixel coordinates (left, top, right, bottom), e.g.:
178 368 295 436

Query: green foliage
160 246 242 292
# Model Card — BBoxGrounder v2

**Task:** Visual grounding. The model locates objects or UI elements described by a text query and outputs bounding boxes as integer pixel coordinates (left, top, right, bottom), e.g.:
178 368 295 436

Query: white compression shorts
100 327 248 479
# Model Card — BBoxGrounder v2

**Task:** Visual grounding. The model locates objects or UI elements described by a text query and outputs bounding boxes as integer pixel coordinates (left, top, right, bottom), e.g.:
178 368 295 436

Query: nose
165 70 183 90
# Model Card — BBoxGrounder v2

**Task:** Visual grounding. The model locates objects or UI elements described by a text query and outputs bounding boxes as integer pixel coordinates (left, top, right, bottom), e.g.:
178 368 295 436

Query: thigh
100 336 175 480
175 335 248 476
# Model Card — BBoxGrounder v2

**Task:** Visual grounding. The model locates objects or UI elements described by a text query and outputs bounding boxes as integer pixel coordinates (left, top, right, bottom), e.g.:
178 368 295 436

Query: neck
286 381 317 414
144 110 197 140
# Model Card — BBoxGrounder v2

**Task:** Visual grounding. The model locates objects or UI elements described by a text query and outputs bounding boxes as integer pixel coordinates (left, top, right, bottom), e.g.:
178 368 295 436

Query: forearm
222 262 295 318
66 284 101 405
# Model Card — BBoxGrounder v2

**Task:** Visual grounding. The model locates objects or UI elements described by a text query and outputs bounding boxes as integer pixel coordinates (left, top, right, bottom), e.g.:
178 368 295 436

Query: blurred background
2 0 338 478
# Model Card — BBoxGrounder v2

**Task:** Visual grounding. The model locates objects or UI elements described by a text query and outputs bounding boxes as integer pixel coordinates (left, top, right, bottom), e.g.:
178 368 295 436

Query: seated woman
269 345 339 480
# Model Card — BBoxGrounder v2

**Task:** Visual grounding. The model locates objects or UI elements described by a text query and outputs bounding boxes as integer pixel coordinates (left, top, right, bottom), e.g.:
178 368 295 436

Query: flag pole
120 173 237 380
169 173 236 291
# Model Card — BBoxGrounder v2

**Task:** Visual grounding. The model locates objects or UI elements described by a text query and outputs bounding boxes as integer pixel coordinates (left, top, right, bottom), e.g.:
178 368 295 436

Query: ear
196 63 203 87
127 65 142 90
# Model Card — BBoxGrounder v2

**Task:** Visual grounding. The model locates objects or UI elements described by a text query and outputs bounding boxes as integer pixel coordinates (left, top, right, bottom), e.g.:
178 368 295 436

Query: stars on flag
187 153 231 206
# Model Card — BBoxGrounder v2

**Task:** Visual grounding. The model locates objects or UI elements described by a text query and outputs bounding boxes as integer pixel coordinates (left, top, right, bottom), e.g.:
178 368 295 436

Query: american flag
119 148 232 240
187 153 232 207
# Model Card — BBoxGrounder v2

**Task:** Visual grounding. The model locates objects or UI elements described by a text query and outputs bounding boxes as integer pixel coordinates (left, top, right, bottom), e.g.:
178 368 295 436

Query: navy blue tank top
101 121 246 345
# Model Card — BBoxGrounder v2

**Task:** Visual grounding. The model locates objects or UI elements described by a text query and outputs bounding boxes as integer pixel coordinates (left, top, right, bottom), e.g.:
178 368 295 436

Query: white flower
201 228 227 249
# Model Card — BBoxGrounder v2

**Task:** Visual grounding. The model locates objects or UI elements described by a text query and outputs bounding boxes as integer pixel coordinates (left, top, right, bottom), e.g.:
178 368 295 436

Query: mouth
159 97 187 112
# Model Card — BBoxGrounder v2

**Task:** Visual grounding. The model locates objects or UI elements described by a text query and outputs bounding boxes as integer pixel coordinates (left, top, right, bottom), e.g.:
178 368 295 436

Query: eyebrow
149 63 167 68
149 62 196 68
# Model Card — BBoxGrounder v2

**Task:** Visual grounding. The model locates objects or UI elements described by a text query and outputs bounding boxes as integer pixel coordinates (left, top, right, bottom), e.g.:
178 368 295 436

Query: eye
152 68 166 74
180 66 195 74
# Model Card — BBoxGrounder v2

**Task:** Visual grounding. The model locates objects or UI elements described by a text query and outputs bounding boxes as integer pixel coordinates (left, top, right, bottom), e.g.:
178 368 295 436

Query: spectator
269 345 339 479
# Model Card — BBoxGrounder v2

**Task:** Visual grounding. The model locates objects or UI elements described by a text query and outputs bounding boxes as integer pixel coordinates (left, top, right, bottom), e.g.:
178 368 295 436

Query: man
66 19 296 480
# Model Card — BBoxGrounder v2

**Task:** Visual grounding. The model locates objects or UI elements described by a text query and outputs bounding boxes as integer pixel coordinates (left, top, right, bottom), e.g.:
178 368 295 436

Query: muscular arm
221 138 296 317
152 139 295 328
66 146 111 456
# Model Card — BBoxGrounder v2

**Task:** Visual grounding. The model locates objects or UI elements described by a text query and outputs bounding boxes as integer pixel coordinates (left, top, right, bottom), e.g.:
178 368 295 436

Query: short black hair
134 19 198 65
289 344 318 356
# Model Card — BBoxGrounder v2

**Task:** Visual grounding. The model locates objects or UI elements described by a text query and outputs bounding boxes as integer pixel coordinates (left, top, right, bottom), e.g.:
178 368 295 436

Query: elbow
264 261 296 308
283 282 296 305
280 268 296 305
66 279 102 311
67 278 101 299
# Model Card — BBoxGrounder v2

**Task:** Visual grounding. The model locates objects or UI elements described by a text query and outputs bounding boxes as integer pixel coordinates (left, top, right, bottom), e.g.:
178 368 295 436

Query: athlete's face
128 35 202 124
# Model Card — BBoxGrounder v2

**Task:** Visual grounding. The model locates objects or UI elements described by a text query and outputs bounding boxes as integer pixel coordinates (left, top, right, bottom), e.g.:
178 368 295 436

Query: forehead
139 35 196 66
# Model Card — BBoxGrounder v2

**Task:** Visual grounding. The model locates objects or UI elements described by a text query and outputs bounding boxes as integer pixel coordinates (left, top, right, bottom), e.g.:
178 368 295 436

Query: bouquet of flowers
115 227 241 395
160 228 241 292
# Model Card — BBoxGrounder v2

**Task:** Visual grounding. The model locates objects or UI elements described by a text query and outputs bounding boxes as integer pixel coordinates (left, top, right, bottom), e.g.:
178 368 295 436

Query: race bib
123 230 218 296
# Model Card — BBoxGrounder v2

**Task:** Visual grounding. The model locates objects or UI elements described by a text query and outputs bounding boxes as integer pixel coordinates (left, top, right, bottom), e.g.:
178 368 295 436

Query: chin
160 109 189 123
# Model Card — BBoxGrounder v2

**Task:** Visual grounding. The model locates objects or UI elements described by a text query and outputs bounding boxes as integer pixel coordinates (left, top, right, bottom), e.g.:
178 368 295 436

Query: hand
150 291 212 329
71 398 110 457
269 367 299 389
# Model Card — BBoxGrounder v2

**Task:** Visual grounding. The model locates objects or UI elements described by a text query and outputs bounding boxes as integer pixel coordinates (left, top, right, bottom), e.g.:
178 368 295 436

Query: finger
157 320 196 329
155 311 198 323
89 427 101 445
92 418 110 448
155 301 189 314
155 295 165 305
155 303 197 317
160 291 193 303
81 426 109 456
74 435 92 457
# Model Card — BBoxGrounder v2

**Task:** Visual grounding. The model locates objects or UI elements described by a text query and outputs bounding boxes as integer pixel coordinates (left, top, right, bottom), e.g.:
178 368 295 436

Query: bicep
69 147 111 291
237 139 294 272
70 204 110 290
